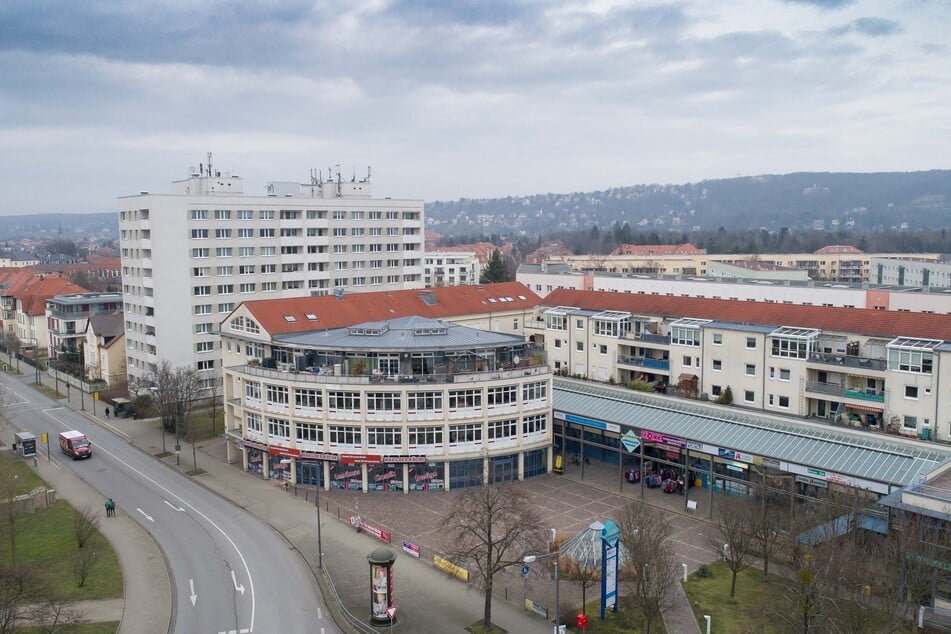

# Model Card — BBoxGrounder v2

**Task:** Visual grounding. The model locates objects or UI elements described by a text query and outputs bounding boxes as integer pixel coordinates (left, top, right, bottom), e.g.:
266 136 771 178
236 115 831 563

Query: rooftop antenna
207 152 213 178
352 165 356 182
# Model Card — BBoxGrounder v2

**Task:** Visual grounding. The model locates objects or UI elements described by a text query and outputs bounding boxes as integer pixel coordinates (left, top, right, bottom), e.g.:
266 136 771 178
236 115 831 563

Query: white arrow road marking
231 570 245 595
164 500 185 512
189 578 197 606
137 508 154 522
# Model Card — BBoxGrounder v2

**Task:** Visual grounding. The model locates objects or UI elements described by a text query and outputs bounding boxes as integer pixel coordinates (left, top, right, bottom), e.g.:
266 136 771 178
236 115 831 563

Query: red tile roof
543 288 951 341
610 243 706 256
18 276 89 315
814 245 863 254
240 282 542 335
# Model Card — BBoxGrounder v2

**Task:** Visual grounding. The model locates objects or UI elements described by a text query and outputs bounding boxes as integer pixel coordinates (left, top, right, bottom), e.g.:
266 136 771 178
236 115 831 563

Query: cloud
781 0 853 8
852 17 902 37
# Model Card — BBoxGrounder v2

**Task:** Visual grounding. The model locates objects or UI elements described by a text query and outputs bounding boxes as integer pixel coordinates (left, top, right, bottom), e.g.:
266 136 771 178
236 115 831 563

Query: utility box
14 431 37 458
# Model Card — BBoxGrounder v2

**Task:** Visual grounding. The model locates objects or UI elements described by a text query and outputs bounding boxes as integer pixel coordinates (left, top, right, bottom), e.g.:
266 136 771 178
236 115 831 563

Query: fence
1 487 57 518
46 368 108 394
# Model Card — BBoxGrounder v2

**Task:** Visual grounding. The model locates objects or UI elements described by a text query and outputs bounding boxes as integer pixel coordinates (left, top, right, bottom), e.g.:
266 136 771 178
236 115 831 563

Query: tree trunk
483 575 492 631
730 569 737 600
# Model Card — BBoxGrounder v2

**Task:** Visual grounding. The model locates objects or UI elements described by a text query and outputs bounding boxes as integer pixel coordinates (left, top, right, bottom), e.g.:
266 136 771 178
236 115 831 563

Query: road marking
137 508 154 522
164 500 185 512
189 578 197 606
317 607 322 619
232 570 246 595
40 408 257 632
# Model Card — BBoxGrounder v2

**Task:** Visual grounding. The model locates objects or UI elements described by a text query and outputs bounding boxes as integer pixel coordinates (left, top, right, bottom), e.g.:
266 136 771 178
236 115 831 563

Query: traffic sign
386 606 397 619
522 564 530 577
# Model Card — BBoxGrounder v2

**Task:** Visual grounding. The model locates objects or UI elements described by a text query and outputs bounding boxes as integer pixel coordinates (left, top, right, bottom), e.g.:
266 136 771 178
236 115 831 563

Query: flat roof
553 379 951 489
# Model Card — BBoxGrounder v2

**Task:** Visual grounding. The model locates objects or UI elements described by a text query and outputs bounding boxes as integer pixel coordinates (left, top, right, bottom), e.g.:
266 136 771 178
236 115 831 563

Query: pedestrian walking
105 498 116 517
105 407 110 418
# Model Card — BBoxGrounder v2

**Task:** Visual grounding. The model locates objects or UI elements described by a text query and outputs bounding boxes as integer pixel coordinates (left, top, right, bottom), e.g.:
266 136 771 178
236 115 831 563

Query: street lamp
524 546 562 631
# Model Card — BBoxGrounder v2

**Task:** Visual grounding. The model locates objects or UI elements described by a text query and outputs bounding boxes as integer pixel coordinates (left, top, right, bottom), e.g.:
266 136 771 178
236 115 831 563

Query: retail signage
350 515 391 543
787 464 888 494
641 430 685 448
300 451 338 461
402 540 420 558
795 475 828 488
341 453 382 465
717 448 753 464
557 412 621 433
434 555 469 581
685 440 704 451
243 440 267 451
620 430 641 453
382 455 427 463
524 599 548 619
268 446 300 458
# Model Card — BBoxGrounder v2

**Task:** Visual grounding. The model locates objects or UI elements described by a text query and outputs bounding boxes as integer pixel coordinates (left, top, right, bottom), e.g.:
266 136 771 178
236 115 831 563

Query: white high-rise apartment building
119 157 425 384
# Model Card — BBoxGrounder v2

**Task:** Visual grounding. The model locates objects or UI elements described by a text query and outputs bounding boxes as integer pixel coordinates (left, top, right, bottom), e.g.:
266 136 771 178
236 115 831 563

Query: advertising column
368 547 397 625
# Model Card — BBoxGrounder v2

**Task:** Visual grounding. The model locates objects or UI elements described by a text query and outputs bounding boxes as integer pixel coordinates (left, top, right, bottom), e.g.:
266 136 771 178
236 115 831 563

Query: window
239 265 255 275
259 228 275 238
267 417 290 441
333 210 347 220
194 304 212 315
746 337 756 349
239 247 254 257
778 396 790 408
366 392 401 412
261 246 276 256
745 364 756 376
522 413 548 435
905 385 919 399
215 228 231 238
193 285 211 296
406 392 443 411
295 389 322 410
889 349 934 374
333 228 347 237
238 228 254 238
599 344 607 355
407 426 443 446
246 412 262 432
216 247 232 257
523 381 547 402
386 211 399 220
196 360 215 372
193 267 209 277
576 341 584 351
266 385 288 407
369 211 381 220
449 423 482 444
487 385 517 406
903 415 918 430
196 341 215 352
367 427 401 446
245 381 261 401
191 210 208 220
218 302 235 313
217 284 233 294
744 390 755 402
239 283 256 293
712 360 722 371
328 391 360 411
771 337 809 359
328 425 361 445
216 266 233 275
261 282 277 291
554 339 562 349
261 264 276 274
195 323 213 334
192 248 209 258
713 333 723 345
296 422 322 443
711 385 722 397
214 209 231 220
670 325 700 346
448 389 481 410
259 210 274 220
488 419 517 440
237 210 254 220
683 356 692 366
779 369 791 381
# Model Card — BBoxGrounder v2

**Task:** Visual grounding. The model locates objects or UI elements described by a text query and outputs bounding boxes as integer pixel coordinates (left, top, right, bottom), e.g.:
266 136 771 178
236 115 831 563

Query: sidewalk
25 368 709 633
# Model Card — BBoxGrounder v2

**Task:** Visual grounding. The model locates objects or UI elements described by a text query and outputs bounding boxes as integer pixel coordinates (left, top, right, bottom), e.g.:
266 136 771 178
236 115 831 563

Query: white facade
871 257 951 289
517 265 951 313
119 162 425 384
423 251 479 287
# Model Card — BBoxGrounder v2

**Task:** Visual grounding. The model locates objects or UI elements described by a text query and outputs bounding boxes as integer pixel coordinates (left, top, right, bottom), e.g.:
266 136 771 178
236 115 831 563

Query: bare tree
206 369 223 437
0 564 39 633
616 500 678 634
0 464 24 566
443 483 544 632
27 592 82 633
71 547 97 588
748 468 785 579
2 333 19 369
73 505 100 549
146 361 203 466
707 498 755 601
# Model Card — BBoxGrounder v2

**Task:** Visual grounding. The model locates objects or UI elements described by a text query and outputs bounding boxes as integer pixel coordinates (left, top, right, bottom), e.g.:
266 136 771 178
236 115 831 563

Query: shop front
244 440 266 476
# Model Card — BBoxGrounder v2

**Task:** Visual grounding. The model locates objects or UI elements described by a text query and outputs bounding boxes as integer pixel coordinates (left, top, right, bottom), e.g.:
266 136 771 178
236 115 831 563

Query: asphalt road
1 372 337 634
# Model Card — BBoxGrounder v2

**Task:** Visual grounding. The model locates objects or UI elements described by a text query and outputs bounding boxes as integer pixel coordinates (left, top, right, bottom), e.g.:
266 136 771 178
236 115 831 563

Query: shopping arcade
552 379 951 517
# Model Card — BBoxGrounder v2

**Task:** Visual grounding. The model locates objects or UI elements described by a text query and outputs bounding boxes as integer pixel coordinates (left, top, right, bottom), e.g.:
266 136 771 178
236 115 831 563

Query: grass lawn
562 599 667 633
682 561 774 633
0 456 46 494
466 623 507 634
183 410 224 443
15 622 120 633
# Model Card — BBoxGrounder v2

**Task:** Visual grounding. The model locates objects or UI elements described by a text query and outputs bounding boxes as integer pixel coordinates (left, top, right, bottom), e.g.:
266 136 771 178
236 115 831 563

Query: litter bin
920 427 931 441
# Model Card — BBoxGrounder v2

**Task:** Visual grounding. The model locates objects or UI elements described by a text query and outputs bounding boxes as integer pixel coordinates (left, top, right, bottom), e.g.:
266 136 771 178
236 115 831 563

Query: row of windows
245 382 550 412
246 416 549 445
189 209 410 221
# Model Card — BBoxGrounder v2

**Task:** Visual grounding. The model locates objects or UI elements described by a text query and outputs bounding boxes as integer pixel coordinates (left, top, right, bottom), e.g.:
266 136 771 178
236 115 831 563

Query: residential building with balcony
423 251 479 287
532 288 951 443
83 314 126 386
221 310 552 492
46 292 123 361
118 157 425 386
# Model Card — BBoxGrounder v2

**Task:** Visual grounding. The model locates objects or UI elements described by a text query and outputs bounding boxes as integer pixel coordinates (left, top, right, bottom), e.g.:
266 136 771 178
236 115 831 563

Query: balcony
233 361 550 386
842 388 885 403
618 355 670 372
805 382 886 404
622 332 668 346
806 353 886 372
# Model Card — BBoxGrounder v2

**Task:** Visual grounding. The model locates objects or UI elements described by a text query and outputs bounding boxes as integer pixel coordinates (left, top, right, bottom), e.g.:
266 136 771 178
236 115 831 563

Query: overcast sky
0 0 947 214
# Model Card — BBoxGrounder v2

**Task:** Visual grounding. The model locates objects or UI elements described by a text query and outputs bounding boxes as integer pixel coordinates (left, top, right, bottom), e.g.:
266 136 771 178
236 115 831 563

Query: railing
236 363 550 385
806 353 886 372
805 381 844 397
842 388 885 403
624 332 668 346
617 355 670 371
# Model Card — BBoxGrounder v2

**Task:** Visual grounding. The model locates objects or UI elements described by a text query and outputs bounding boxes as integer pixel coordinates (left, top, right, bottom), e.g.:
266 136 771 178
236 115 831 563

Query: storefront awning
847 403 883 413
678 373 698 381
